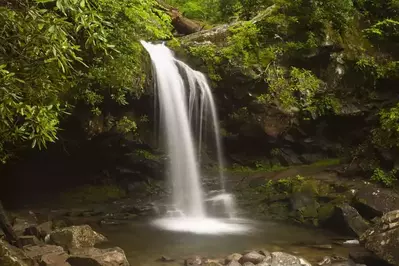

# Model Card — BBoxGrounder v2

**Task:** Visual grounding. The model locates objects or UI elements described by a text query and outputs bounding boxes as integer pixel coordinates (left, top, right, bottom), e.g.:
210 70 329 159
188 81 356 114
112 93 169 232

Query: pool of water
97 218 351 266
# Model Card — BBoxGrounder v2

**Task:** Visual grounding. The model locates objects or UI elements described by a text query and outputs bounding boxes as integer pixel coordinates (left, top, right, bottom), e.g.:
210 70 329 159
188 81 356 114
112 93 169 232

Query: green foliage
371 167 397 187
372 103 399 148
0 0 172 162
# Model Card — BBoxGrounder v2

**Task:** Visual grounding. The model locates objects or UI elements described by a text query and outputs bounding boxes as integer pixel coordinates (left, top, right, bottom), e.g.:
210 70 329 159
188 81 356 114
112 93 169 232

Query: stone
159 255 174 262
203 260 223 266
13 218 36 236
360 210 399 265
239 251 266 264
309 244 333 250
242 263 255 266
67 247 129 266
298 258 311 266
226 261 241 266
40 252 70 266
0 239 34 266
24 244 64 261
270 252 301 266
349 247 387 265
256 262 271 266
354 187 399 219
23 221 52 240
225 253 243 263
185 256 202 266
19 235 42 246
48 225 107 250
332 204 370 237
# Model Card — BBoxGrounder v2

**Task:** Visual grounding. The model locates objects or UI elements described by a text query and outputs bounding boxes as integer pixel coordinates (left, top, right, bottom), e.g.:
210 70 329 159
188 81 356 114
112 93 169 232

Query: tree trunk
0 200 21 247
156 0 203 35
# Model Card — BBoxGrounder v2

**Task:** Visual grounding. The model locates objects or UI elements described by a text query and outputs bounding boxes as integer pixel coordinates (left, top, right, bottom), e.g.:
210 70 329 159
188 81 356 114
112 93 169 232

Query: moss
317 203 335 222
309 158 342 167
60 184 126 205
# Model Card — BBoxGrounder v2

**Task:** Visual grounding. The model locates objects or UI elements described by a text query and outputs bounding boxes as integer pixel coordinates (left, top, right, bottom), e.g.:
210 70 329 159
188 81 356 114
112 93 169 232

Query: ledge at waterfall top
141 41 248 234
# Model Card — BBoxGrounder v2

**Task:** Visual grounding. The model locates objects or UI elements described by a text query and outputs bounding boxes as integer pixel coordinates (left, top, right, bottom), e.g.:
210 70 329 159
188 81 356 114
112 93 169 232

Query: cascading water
141 41 250 234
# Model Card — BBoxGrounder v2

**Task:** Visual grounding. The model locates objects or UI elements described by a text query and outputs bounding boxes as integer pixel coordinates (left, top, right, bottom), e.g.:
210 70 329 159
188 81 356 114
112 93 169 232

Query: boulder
270 252 301 266
67 247 129 266
348 247 388 266
13 218 36 236
354 187 399 219
226 260 242 266
239 251 266 264
40 252 70 266
185 256 202 266
332 204 370 237
225 253 243 264
0 239 34 266
24 221 53 240
19 235 42 246
47 225 107 250
360 210 399 265
24 244 64 261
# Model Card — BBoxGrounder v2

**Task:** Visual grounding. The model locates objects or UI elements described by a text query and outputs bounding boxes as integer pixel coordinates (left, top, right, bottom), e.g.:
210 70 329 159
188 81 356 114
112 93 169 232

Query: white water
141 41 249 234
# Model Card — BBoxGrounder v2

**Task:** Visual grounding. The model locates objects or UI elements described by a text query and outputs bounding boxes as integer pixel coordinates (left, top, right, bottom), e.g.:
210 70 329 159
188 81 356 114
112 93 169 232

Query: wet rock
0 239 34 266
203 260 223 266
185 256 202 266
23 221 53 240
24 244 65 261
259 250 271 259
48 225 107 249
239 251 266 264
159 255 174 262
19 235 42 246
317 256 331 265
13 218 36 236
67 247 129 266
330 204 369 237
299 258 311 266
360 210 399 265
270 252 301 266
354 187 399 219
225 253 243 264
226 260 242 266
309 244 333 250
40 252 70 266
342 239 359 245
349 247 388 265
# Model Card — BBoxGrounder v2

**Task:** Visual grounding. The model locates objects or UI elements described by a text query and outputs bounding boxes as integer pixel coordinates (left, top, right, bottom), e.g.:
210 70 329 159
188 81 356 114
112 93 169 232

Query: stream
97 217 352 265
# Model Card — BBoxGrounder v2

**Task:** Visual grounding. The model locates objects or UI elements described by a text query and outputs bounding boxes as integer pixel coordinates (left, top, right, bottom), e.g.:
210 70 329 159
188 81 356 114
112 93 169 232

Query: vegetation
0 0 172 163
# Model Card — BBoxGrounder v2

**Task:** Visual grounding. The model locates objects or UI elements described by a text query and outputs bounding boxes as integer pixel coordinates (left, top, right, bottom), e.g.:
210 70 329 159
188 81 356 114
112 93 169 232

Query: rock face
354 187 399 219
67 247 129 266
0 239 33 266
47 225 107 249
360 210 399 265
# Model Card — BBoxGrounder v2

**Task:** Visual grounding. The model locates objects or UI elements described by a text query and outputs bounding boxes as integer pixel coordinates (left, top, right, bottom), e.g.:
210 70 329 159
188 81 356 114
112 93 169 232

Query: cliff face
172 3 399 174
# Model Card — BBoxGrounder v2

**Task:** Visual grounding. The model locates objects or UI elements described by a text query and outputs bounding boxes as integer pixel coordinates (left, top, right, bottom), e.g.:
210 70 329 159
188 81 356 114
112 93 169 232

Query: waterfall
141 41 249 234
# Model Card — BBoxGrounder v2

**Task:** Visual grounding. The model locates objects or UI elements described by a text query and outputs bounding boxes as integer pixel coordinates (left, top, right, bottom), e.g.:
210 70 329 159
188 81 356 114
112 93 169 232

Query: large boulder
360 210 399 265
270 252 301 266
0 239 34 266
47 225 107 250
67 247 129 266
330 204 370 237
354 186 399 219
239 251 266 264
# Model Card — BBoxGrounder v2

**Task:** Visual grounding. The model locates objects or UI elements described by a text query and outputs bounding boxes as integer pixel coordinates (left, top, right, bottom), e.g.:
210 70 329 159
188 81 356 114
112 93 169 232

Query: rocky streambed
1 165 399 266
